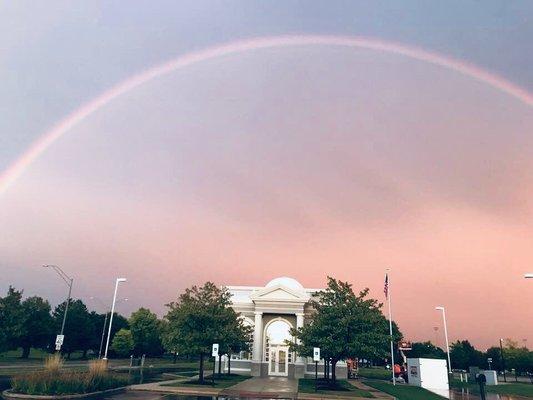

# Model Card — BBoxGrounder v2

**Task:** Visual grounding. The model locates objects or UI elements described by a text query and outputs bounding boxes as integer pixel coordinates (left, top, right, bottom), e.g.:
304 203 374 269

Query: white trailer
407 358 449 391
481 370 498 385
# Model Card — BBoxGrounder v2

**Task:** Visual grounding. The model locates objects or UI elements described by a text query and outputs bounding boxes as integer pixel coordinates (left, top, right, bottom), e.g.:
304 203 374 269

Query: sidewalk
129 376 395 400
221 377 298 398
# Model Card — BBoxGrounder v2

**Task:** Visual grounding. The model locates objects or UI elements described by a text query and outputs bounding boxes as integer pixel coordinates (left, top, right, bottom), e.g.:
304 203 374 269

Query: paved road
102 391 217 400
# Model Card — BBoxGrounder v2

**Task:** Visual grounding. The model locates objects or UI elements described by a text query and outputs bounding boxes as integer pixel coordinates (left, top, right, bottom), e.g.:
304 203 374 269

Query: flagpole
386 269 396 386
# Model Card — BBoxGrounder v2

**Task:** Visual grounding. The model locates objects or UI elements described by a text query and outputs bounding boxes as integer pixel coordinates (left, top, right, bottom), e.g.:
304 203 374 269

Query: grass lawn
162 373 250 389
357 367 391 381
298 379 374 398
0 349 88 363
365 381 445 400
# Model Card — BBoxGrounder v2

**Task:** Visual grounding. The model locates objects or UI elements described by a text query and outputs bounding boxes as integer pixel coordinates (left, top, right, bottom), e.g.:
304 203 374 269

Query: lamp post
436 306 452 374
103 278 127 361
43 265 73 337
90 296 128 359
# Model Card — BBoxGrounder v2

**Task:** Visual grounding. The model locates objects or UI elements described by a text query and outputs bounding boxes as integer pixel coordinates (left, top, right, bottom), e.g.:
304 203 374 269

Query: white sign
313 347 320 361
55 335 64 346
212 343 219 357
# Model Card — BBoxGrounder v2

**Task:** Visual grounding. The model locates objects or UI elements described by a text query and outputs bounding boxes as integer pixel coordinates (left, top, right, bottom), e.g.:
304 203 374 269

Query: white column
253 311 263 361
296 312 305 363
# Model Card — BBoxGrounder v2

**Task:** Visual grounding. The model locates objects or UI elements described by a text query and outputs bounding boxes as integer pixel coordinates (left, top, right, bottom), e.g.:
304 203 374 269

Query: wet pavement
102 391 218 400
448 388 530 400
221 377 297 398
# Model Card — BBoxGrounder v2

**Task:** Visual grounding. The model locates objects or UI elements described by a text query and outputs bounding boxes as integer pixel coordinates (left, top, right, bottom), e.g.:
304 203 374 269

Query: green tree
450 340 484 370
107 313 129 347
503 340 532 377
289 277 395 384
52 299 92 358
217 315 253 376
111 329 134 357
93 312 129 358
129 308 163 356
164 282 240 383
0 287 24 352
18 296 54 358
408 341 446 359
485 347 502 371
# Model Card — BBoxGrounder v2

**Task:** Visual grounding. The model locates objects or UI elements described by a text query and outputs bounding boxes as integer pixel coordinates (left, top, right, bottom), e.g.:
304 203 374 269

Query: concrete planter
2 387 126 400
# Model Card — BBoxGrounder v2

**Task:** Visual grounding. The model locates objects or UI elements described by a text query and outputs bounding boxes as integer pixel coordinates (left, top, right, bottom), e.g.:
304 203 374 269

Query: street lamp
43 265 73 338
525 273 533 279
90 296 128 359
435 306 452 374
103 278 127 361
500 338 507 382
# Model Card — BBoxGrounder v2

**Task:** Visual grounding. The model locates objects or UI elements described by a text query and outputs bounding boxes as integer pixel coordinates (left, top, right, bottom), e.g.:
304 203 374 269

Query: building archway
263 317 293 376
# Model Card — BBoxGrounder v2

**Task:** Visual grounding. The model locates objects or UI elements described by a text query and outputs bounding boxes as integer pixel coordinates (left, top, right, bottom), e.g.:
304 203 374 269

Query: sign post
212 344 219 386
55 335 65 352
313 347 320 392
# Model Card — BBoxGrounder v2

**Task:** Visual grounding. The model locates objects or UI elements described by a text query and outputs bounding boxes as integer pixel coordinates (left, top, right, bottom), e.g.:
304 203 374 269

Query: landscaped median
298 378 374 398
2 356 128 400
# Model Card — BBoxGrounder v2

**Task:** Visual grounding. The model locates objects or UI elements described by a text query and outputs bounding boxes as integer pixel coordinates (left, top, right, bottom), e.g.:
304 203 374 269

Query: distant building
224 276 346 378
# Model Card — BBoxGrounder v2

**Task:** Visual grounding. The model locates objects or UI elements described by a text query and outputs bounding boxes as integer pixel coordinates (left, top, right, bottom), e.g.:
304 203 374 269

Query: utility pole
43 265 73 337
500 338 507 382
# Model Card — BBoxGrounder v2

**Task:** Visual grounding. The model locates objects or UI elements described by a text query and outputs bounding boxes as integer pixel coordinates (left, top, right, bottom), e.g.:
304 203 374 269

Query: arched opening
264 318 293 376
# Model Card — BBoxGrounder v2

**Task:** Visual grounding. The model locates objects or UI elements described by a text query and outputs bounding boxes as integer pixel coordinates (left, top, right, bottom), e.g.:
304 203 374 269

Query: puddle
444 388 530 400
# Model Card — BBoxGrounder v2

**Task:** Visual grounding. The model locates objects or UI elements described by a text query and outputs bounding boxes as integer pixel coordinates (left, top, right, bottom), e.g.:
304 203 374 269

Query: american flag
384 273 389 298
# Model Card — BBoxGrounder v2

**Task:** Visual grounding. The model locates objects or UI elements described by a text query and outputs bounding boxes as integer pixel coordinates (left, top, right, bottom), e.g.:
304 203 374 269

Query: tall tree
112 329 134 357
18 296 54 358
450 340 484 370
217 315 253 376
408 341 446 360
289 277 396 384
0 287 24 352
52 299 92 358
485 347 502 371
164 282 240 383
129 308 163 356
503 340 532 377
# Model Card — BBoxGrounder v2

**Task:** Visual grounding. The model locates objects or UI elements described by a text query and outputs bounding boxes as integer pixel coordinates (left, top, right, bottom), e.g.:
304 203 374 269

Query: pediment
250 284 308 302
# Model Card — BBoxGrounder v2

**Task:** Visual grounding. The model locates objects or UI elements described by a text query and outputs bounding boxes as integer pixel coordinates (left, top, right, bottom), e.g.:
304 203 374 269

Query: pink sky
0 46 532 349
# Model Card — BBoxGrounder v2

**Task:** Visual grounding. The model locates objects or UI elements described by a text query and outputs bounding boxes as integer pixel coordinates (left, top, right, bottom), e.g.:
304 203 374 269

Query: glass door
269 346 289 376
278 348 287 374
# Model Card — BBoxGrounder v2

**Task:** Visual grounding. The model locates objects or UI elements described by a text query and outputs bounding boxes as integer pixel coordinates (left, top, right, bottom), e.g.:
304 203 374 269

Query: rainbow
1 34 532 196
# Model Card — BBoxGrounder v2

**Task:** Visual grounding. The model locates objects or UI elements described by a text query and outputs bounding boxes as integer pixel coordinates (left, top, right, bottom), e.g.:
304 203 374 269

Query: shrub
11 369 128 395
44 354 63 373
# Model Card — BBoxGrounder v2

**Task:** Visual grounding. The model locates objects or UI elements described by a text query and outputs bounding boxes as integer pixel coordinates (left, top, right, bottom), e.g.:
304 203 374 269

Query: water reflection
448 388 530 400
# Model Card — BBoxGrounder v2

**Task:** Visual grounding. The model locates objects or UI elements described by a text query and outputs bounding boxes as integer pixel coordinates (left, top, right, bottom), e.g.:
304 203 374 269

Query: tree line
408 339 533 377
0 286 161 359
3 277 529 383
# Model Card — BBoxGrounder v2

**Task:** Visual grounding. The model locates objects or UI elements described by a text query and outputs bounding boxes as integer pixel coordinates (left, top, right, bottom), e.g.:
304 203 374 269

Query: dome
265 277 304 290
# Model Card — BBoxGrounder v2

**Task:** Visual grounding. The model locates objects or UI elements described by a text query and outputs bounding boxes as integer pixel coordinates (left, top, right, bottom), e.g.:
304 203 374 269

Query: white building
224 276 347 379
